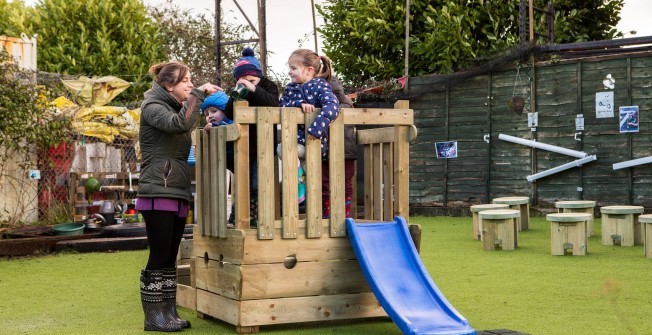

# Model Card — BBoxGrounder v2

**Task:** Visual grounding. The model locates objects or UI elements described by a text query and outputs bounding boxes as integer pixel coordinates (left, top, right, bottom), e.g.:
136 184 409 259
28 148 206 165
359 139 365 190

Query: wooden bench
492 197 530 231
470 204 509 241
639 214 652 259
600 206 644 246
555 200 596 237
546 213 591 256
479 209 520 251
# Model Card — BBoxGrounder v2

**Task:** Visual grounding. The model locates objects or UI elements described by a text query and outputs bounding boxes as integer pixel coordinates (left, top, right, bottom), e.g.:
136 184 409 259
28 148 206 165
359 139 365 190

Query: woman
136 61 220 332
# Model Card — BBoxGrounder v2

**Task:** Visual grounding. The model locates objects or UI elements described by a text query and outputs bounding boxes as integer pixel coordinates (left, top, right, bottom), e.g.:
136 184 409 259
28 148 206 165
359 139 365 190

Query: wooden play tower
183 101 417 333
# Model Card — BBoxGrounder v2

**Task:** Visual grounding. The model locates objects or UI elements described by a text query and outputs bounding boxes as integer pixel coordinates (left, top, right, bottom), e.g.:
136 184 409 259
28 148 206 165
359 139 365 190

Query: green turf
0 216 650 335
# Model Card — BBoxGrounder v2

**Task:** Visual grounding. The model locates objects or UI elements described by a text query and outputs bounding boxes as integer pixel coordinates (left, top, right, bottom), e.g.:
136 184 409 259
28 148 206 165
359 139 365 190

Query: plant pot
508 96 525 114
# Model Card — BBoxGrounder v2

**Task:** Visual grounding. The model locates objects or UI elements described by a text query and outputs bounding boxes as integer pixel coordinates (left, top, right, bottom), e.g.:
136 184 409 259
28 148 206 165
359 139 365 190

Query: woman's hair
289 49 332 81
148 61 190 89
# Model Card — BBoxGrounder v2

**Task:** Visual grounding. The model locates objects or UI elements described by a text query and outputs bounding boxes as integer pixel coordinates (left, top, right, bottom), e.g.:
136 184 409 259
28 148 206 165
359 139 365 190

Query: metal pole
311 0 319 52
403 0 410 93
215 0 222 86
258 0 267 72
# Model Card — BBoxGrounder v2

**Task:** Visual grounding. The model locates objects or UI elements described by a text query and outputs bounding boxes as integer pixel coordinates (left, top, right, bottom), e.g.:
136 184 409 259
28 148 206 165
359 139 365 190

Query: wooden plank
329 116 346 237
176 284 196 310
239 292 385 326
195 130 205 236
363 145 374 220
280 108 299 239
196 258 371 300
209 128 220 237
196 289 385 328
305 110 322 238
177 239 194 260
234 112 251 230
394 103 410 219
372 144 383 220
382 143 394 221
356 125 418 145
257 109 275 240
216 126 228 238
196 288 240 326
193 228 355 265
235 106 413 126
201 130 212 236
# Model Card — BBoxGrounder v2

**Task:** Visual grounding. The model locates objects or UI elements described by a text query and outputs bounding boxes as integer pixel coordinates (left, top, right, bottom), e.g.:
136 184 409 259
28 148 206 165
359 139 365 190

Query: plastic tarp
52 76 140 143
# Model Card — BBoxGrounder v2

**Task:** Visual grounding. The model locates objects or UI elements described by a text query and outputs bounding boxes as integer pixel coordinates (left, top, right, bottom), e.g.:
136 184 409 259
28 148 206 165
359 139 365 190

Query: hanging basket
508 96 525 114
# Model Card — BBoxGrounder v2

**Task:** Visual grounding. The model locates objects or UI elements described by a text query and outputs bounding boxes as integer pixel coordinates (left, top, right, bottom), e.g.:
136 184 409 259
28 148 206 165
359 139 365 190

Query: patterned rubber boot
322 198 331 219
162 268 191 329
140 270 181 332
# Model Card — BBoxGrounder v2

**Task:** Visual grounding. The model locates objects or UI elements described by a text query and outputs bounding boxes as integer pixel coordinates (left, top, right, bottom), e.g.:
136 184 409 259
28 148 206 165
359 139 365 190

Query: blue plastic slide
346 216 476 335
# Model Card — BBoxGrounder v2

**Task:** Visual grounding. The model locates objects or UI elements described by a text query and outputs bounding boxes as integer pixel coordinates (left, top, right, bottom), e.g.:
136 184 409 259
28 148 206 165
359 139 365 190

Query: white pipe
498 133 588 158
613 156 652 170
527 155 597 182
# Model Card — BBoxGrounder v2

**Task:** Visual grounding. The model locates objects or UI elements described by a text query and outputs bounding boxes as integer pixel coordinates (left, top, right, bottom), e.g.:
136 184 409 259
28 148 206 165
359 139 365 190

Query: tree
148 0 253 89
317 0 624 86
2 0 164 102
0 50 72 226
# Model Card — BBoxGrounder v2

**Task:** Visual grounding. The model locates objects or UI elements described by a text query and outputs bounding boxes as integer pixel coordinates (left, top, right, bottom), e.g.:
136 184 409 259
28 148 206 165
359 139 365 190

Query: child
224 47 280 227
201 91 232 129
279 49 341 213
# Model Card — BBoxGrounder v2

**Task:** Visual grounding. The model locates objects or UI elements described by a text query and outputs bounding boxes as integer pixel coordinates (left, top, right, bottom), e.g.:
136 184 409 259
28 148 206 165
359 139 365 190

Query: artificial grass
0 216 650 335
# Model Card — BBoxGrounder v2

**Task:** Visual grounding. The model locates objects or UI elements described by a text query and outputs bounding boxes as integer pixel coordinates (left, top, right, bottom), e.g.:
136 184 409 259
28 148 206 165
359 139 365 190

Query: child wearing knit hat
222 47 280 228
201 91 233 129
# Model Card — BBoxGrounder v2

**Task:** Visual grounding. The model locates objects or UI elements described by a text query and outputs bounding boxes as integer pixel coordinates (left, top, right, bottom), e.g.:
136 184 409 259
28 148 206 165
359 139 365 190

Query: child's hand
308 134 319 141
301 103 315 114
197 83 223 95
203 122 213 131
236 79 256 92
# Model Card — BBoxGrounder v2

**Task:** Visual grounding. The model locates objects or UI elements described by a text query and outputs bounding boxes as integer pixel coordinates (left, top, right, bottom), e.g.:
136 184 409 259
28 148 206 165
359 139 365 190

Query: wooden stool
555 200 596 237
546 213 591 256
493 197 530 231
639 214 652 259
470 204 509 240
479 209 520 251
600 206 644 246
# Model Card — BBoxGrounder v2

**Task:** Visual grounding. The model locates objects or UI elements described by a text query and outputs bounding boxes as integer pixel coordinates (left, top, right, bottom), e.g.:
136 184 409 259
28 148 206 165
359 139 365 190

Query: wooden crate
193 228 385 332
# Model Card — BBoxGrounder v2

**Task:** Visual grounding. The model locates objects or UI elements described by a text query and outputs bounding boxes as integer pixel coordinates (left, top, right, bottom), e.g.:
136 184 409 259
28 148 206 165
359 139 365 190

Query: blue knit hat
233 47 263 80
201 91 229 112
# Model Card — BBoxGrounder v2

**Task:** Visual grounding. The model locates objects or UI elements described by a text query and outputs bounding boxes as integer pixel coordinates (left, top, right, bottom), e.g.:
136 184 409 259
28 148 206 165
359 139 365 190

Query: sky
145 0 652 78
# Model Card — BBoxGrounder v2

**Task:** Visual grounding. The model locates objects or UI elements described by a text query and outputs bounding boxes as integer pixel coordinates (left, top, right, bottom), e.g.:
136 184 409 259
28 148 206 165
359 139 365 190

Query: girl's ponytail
316 55 333 82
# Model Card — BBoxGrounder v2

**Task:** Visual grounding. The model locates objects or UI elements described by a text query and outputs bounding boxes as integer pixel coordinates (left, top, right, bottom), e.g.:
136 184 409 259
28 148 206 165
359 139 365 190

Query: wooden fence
408 50 652 215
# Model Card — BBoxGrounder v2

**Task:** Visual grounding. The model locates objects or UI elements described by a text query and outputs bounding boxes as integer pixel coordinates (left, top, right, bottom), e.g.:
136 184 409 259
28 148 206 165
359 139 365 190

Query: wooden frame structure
187 101 416 333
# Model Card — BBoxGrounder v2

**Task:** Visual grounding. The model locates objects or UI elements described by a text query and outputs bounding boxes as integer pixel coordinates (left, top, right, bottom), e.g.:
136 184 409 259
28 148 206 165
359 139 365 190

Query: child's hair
148 61 190 88
289 49 332 82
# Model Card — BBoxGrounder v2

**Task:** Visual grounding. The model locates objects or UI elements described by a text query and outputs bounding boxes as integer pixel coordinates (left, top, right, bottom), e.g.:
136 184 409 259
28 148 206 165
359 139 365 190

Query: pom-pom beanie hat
233 47 263 80
201 91 229 112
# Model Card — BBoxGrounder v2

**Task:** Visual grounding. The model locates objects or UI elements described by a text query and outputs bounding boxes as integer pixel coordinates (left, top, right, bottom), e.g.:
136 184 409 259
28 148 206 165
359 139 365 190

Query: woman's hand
197 83 222 95
301 103 315 114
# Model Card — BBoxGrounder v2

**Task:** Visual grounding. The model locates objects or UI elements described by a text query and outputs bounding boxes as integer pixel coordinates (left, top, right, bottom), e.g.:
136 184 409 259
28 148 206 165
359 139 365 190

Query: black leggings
140 210 186 270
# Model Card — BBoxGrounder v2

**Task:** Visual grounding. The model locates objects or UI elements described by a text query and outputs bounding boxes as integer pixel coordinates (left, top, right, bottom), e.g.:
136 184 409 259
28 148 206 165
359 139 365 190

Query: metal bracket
483 134 490 143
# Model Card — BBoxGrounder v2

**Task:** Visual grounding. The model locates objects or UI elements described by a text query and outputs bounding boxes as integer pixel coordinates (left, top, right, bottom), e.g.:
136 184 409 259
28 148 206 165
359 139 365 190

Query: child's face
288 57 314 84
204 107 225 124
237 75 261 86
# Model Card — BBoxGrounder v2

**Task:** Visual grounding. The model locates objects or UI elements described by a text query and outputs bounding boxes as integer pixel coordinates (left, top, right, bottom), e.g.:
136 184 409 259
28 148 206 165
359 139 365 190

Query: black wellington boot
162 268 191 328
140 269 182 332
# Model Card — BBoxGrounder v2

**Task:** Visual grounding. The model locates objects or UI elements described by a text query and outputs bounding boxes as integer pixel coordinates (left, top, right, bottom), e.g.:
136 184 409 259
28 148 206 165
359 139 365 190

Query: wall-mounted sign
436 141 457 159
596 91 614 118
619 106 639 133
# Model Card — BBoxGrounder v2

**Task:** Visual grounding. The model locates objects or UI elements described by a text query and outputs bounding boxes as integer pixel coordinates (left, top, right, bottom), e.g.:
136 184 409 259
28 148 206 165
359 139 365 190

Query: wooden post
280 108 299 239
393 100 410 219
256 108 275 240
329 115 346 237
305 110 322 238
